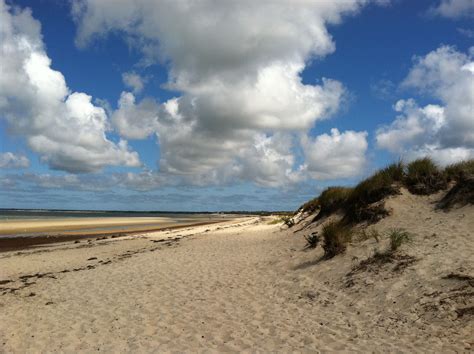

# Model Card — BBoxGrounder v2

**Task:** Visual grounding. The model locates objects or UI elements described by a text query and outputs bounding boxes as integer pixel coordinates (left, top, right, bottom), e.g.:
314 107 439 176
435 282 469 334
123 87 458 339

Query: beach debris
304 232 320 249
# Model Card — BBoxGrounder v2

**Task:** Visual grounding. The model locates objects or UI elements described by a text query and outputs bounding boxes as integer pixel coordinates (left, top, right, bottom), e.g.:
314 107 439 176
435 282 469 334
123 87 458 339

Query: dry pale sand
0 192 472 352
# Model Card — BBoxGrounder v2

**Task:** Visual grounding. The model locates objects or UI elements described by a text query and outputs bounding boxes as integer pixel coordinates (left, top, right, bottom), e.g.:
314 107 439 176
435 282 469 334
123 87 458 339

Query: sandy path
0 210 471 352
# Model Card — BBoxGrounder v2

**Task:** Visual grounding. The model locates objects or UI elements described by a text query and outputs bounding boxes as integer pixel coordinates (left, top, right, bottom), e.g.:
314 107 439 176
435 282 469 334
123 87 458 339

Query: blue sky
0 0 473 211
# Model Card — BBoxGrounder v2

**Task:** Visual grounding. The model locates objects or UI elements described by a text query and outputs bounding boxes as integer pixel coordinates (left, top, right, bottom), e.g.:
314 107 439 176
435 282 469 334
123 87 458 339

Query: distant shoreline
0 219 230 252
0 208 288 218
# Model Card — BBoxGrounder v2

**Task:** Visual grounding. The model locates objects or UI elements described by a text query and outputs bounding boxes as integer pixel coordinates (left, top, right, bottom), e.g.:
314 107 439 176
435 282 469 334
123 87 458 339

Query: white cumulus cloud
72 0 381 185
112 92 160 140
376 46 474 165
0 1 140 173
428 0 474 19
302 128 368 180
0 152 30 169
122 71 146 93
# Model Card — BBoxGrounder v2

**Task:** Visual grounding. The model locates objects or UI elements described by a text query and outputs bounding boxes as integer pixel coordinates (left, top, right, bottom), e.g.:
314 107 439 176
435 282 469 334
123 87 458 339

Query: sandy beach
0 191 472 352
0 215 230 236
0 215 232 251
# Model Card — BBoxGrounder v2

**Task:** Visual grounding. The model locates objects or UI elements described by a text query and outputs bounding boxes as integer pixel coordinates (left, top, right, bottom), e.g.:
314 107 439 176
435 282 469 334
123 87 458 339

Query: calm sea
0 209 216 221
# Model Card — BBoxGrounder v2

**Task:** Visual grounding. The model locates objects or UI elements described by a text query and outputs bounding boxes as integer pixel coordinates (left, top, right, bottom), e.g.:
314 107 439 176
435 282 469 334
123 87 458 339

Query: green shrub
314 187 353 220
389 229 412 252
405 158 447 195
321 221 352 258
344 162 403 223
444 160 474 182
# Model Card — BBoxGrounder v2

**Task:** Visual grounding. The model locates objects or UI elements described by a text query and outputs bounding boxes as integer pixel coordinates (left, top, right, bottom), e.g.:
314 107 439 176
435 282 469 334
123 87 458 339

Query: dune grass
444 160 474 182
405 158 447 195
313 186 353 221
298 197 320 215
343 162 403 223
321 221 352 258
389 228 412 252
297 157 474 225
437 173 474 209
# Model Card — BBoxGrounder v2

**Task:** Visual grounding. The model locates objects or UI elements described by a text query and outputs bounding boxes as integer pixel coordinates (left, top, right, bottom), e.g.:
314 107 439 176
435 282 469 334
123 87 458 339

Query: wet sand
0 217 232 252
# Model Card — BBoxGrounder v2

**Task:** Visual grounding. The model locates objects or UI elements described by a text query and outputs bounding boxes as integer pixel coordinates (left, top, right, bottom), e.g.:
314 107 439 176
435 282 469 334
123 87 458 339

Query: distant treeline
0 208 291 218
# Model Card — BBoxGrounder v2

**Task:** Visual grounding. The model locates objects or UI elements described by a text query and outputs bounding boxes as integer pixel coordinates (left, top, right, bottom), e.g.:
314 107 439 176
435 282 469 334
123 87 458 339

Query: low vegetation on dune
295 157 474 260
389 228 412 252
437 174 474 209
405 158 447 195
343 162 404 223
298 197 320 215
312 187 353 221
321 221 352 258
444 160 474 182
296 157 474 225
347 228 415 275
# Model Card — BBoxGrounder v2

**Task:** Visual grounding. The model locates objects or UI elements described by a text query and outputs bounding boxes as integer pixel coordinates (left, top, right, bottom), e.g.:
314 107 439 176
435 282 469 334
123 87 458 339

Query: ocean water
0 209 217 220
0 209 229 237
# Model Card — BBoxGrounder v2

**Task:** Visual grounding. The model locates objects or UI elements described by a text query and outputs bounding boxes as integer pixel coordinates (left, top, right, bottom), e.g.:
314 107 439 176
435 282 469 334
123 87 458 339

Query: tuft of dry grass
357 228 381 243
437 174 474 209
298 197 320 215
343 162 403 223
347 228 415 278
321 221 352 259
443 160 474 182
313 187 353 221
405 158 447 195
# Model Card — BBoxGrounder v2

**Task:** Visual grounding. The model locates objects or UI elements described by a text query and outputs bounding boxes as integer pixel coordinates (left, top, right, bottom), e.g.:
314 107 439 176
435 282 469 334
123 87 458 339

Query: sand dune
0 194 472 352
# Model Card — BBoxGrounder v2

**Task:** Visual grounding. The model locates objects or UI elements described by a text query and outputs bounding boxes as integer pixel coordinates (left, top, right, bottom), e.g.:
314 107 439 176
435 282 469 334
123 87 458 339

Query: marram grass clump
321 221 352 258
344 162 404 223
389 228 412 252
443 160 474 182
405 158 447 195
298 197 320 215
297 158 474 226
313 186 353 221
